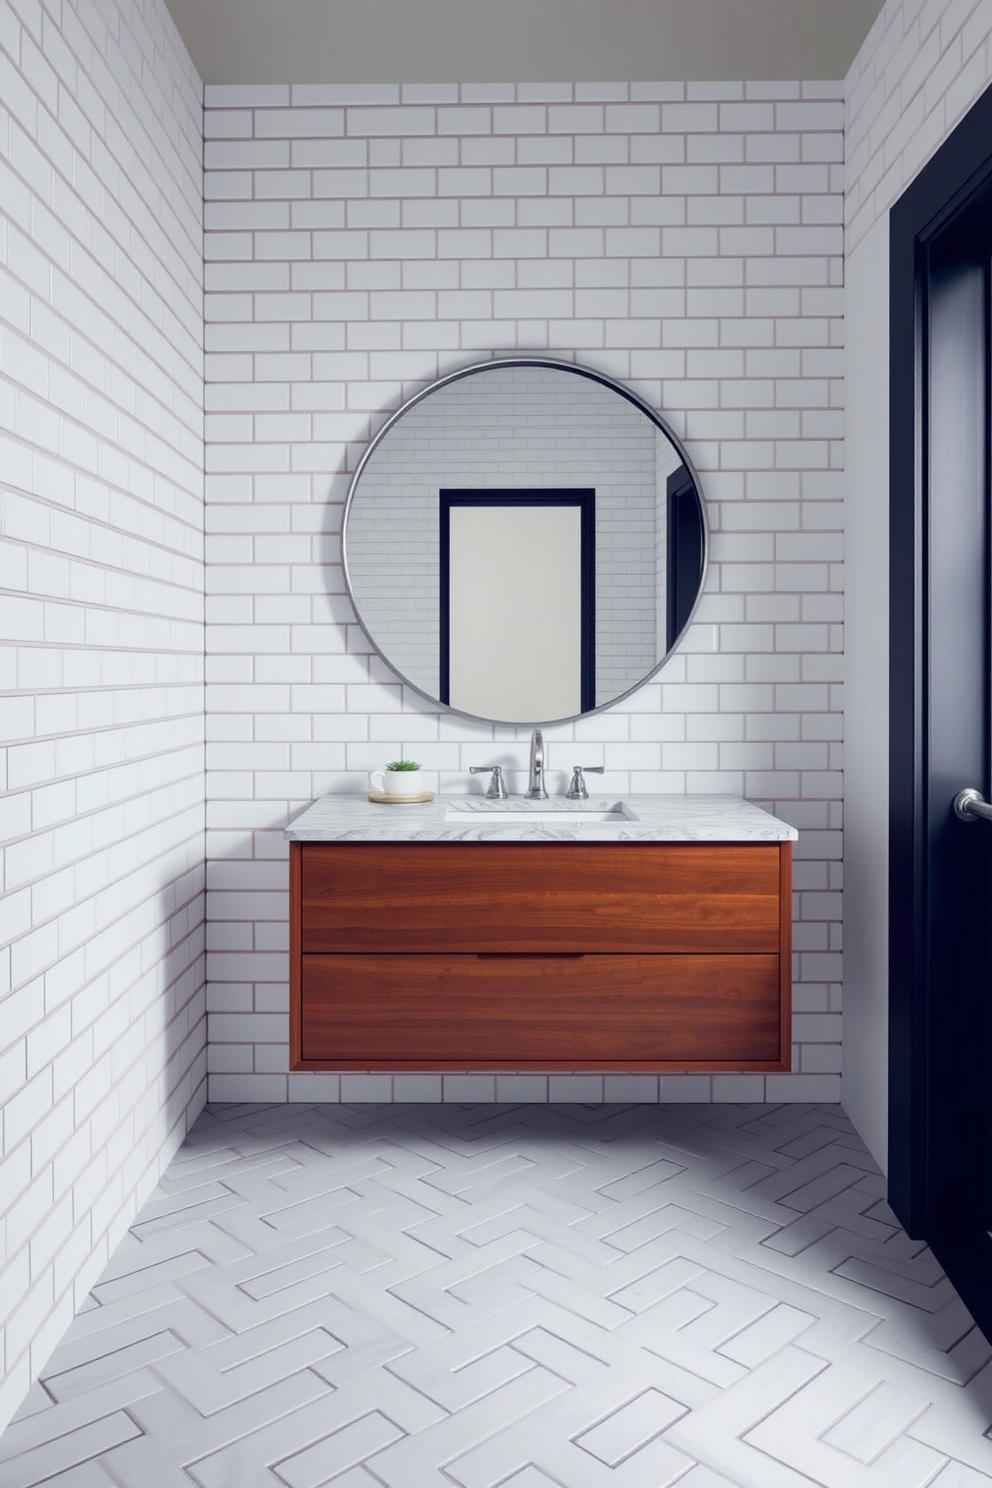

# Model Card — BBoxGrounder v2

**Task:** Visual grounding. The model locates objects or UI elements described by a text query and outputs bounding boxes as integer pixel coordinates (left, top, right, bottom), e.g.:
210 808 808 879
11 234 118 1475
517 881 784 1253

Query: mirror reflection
343 360 706 726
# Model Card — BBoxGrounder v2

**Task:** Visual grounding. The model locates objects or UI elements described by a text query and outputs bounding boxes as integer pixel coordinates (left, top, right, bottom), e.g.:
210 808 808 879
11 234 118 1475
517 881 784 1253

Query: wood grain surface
300 952 781 1066
300 842 782 954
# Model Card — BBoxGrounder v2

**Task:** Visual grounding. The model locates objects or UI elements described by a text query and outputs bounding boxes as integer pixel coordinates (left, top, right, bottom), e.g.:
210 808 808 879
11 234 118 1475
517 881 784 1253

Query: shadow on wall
205 824 292 1095
152 859 209 1151
0 854 208 1440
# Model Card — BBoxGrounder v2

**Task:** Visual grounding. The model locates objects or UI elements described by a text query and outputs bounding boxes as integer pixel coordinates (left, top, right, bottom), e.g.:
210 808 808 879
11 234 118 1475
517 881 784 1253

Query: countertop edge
283 793 799 843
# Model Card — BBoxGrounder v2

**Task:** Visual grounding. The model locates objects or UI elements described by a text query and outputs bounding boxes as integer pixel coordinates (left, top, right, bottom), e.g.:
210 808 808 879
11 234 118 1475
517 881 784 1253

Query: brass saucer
368 790 435 804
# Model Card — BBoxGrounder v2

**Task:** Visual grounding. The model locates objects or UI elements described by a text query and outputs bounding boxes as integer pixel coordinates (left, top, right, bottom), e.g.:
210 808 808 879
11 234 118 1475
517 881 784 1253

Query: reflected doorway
667 467 706 653
439 491 596 723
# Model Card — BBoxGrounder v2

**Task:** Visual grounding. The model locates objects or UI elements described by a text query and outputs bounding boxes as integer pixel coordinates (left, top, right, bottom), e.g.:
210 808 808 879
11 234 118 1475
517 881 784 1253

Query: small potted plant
370 758 422 798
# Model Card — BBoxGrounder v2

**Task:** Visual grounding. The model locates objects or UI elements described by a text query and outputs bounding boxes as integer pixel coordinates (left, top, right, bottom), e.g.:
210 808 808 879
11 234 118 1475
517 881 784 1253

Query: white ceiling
163 0 887 85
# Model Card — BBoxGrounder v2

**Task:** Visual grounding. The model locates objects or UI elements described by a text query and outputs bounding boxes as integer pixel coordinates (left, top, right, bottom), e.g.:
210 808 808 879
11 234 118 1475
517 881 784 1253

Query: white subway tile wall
0 0 205 1432
7 0 987 1444
203 80 845 1106
845 0 992 252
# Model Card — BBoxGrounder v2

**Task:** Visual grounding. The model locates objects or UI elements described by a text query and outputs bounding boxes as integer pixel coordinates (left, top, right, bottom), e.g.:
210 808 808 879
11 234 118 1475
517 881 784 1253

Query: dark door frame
889 79 992 1336
666 467 705 653
438 489 597 713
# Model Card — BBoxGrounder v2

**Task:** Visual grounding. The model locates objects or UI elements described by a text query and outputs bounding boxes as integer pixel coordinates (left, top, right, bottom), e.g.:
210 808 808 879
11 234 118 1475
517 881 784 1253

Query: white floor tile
1 1102 991 1488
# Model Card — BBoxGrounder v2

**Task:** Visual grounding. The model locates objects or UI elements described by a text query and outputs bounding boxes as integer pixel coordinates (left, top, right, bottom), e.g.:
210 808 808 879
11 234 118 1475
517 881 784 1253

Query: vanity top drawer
299 841 784 954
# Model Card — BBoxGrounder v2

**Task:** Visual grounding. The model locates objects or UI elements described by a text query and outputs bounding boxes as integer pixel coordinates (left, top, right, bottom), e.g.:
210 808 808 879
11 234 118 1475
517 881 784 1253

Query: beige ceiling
163 0 886 85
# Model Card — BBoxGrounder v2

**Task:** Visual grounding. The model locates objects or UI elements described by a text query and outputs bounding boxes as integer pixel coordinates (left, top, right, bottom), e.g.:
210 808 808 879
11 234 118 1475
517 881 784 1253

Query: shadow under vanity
286 358 797 1075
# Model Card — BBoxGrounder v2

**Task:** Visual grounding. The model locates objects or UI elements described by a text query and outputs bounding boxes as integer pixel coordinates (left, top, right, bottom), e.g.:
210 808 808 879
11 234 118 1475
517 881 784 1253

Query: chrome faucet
525 728 548 799
469 763 508 799
566 764 605 799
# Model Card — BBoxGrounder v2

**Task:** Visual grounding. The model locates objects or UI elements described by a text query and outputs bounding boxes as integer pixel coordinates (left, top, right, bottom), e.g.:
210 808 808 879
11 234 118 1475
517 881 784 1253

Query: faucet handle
469 764 509 799
566 765 604 800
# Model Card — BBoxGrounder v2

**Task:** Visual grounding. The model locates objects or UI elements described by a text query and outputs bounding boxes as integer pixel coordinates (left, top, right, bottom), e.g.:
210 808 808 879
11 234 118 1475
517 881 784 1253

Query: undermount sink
443 800 639 825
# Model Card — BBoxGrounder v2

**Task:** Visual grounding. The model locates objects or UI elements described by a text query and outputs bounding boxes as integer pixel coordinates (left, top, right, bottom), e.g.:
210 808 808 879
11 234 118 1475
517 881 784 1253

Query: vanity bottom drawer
300 954 783 1068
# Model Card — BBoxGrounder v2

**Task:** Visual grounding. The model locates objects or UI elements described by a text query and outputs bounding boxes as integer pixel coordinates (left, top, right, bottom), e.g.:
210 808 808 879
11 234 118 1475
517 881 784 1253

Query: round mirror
342 358 707 727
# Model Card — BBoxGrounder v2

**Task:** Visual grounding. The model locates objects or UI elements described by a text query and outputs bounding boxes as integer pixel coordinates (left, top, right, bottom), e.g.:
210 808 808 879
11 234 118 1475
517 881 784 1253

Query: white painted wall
842 216 890 1172
0 0 205 1434
842 0 992 1172
161 0 884 89
203 80 846 1106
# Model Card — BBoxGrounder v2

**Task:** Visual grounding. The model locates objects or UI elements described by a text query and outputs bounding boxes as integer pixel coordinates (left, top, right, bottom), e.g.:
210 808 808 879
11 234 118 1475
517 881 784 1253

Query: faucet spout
526 728 548 799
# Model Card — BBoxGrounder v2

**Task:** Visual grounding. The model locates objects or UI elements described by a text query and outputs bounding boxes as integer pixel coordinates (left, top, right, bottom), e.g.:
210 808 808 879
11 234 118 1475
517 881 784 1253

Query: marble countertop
284 793 798 842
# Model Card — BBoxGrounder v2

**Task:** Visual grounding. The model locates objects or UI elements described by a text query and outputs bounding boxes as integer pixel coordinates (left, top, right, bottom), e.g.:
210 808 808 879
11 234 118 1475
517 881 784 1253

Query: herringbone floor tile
3 1102 992 1487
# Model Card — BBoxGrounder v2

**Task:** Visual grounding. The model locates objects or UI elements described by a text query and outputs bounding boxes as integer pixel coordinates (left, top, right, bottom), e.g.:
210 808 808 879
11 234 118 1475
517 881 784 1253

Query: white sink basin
443 800 639 826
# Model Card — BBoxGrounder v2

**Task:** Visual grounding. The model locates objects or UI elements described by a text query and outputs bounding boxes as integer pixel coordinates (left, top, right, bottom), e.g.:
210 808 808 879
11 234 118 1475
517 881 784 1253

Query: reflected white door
448 504 582 722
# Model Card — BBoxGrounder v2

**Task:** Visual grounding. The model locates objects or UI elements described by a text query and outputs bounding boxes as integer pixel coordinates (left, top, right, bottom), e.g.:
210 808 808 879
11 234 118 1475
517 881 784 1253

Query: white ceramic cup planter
370 769 423 797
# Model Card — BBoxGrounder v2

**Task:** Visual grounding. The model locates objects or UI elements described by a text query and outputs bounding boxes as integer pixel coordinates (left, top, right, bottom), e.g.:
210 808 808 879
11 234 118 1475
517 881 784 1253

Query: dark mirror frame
341 356 709 728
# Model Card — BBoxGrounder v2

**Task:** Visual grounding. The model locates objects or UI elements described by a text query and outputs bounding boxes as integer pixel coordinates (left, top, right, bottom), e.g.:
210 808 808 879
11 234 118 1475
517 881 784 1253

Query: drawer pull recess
475 952 586 960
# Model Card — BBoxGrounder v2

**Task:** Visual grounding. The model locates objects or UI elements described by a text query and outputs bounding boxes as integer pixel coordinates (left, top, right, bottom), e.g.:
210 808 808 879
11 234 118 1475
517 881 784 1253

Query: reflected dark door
890 86 992 1340
667 468 705 652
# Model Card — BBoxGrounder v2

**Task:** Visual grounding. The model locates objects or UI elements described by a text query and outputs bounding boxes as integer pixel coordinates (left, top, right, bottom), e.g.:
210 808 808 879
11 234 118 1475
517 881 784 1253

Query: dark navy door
890 85 992 1341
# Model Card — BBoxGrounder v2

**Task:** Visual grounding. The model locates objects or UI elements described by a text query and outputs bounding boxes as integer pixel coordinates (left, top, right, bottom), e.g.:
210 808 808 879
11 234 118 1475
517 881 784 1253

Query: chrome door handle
953 787 992 823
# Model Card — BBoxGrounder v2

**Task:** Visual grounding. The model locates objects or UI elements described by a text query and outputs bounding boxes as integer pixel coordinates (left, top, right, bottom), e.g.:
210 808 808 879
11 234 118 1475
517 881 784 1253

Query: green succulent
385 758 421 771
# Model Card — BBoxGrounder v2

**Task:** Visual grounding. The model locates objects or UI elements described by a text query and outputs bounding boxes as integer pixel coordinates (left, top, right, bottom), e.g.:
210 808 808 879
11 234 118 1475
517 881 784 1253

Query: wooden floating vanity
286 795 796 1073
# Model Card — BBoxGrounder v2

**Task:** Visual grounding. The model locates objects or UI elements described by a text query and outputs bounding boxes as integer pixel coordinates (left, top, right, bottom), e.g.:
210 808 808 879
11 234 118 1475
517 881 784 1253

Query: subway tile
2 0 207 1432
443 1075 496 1101
495 1075 550 1102
346 106 436 137
601 1075 659 1101
517 83 574 103
461 136 516 166
3 30 865 1432
255 108 344 138
205 139 289 170
548 1075 605 1103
